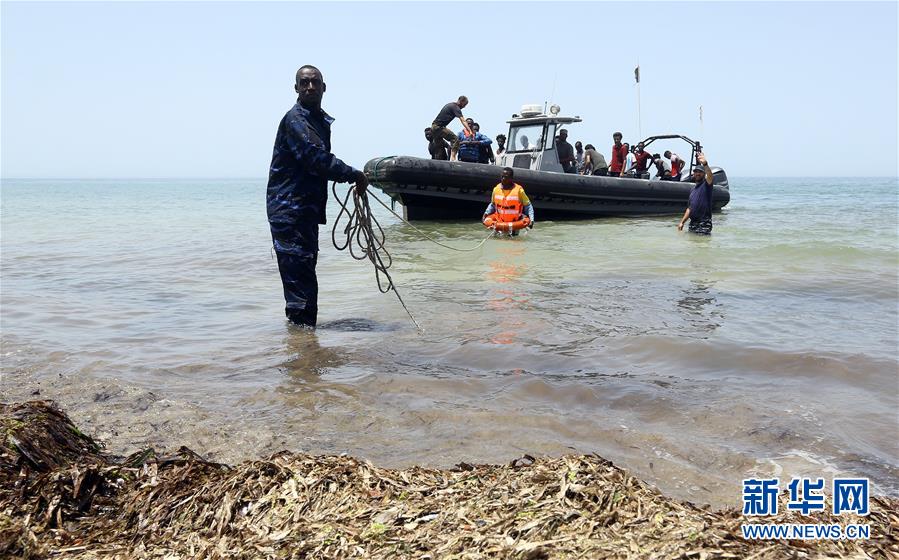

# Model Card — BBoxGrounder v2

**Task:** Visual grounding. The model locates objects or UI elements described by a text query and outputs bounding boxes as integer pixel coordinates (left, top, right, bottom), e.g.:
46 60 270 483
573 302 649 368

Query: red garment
634 151 652 173
670 154 683 176
610 144 628 172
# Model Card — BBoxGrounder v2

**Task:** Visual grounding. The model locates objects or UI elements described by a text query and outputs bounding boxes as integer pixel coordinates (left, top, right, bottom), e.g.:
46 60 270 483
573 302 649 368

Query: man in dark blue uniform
267 65 368 327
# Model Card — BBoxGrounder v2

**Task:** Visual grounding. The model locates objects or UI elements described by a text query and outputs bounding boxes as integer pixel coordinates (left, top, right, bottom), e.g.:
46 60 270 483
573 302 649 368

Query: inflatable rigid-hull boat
365 156 730 221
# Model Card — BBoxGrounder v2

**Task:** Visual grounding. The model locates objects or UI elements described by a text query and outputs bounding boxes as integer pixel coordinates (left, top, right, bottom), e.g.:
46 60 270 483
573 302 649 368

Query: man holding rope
266 65 368 328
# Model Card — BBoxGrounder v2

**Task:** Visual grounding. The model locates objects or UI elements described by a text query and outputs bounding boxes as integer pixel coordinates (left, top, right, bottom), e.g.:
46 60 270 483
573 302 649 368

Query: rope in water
331 181 422 331
366 155 495 251
331 176 495 331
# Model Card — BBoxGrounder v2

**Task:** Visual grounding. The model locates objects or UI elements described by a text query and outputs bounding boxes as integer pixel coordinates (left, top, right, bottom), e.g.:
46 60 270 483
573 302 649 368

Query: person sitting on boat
664 150 684 181
482 167 535 230
632 142 653 178
575 141 585 171
424 127 449 160
430 96 473 161
582 144 608 175
457 123 493 163
652 153 673 180
609 132 628 177
493 134 507 164
621 143 637 177
556 129 577 173
677 153 715 235
474 124 495 164
519 135 532 150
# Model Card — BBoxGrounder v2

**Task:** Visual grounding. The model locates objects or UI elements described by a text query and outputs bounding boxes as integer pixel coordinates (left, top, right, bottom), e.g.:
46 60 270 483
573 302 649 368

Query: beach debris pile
2 401 897 559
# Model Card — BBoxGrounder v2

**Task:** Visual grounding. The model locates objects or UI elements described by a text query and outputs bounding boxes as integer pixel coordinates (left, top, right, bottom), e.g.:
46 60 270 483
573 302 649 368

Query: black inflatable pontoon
365 155 730 221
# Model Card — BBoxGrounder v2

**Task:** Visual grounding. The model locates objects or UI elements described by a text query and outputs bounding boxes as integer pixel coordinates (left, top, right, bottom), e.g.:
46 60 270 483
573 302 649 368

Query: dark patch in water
317 318 400 332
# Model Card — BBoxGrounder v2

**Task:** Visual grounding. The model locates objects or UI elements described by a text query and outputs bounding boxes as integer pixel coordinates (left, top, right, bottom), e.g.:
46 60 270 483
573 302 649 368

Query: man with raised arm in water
266 65 368 328
677 153 715 235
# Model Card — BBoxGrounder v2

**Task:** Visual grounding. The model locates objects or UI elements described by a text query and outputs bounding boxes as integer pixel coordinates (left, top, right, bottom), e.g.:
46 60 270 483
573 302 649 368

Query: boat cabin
497 104 582 172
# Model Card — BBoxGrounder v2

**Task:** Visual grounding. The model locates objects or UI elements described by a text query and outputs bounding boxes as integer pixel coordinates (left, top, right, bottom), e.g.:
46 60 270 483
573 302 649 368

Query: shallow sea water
1 177 897 507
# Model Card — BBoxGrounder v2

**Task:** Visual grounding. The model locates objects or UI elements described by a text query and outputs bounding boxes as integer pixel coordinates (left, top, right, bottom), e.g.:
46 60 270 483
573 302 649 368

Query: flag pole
635 62 642 139
699 105 704 144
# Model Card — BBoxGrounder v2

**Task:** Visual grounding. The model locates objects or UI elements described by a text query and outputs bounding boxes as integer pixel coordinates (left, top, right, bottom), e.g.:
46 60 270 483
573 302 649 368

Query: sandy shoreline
2 400 896 559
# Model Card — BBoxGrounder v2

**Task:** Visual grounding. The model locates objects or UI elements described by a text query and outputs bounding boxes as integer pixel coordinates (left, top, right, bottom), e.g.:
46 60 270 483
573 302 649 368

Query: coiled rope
331 180 494 331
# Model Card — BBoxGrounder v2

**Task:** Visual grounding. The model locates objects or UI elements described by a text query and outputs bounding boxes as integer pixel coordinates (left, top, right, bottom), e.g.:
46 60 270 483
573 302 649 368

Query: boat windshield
507 124 545 153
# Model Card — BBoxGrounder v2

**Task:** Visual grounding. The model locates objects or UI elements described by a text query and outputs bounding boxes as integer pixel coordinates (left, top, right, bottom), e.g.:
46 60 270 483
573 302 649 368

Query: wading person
677 153 715 235
431 96 473 161
266 65 368 328
483 167 535 230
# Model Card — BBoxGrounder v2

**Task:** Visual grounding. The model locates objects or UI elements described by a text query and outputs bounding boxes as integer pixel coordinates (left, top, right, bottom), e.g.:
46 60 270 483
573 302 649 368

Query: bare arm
697 152 713 185
677 208 690 231
458 116 473 137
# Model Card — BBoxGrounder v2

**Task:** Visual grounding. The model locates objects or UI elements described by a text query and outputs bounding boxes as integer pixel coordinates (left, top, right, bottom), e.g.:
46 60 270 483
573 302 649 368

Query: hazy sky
2 1 897 178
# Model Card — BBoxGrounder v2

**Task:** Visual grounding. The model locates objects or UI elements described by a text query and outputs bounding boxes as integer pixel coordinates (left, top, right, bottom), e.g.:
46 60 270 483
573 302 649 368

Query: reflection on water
486 244 528 346
676 279 723 335
279 328 347 379
2 177 897 507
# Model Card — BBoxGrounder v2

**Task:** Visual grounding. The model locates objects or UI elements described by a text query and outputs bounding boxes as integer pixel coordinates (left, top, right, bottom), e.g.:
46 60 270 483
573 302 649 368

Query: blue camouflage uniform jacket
266 103 359 254
456 131 493 162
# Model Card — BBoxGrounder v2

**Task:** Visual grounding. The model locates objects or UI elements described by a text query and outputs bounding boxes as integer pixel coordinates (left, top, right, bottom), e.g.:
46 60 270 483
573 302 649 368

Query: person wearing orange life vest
482 167 535 229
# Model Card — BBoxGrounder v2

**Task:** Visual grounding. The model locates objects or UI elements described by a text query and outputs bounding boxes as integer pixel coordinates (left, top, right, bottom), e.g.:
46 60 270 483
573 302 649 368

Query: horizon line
3 175 898 181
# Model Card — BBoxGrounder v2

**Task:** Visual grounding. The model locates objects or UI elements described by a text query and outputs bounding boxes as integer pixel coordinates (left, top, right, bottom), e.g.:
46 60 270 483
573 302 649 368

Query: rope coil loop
330 177 496 332
331 181 421 331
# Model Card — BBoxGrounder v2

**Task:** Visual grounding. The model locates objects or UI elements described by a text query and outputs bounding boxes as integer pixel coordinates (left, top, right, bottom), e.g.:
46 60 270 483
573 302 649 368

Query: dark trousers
561 161 577 174
270 221 320 327
608 171 621 177
688 218 713 235
591 169 608 176
430 124 460 154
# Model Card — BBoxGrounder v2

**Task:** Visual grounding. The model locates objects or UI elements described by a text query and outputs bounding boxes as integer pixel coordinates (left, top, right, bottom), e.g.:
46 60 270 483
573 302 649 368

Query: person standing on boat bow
266 65 368 328
483 167 535 230
677 153 715 235
609 132 628 177
431 96 474 161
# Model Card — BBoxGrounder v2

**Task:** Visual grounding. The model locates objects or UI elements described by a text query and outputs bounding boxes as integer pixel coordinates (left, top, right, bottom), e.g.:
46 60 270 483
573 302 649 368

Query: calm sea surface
2 177 897 506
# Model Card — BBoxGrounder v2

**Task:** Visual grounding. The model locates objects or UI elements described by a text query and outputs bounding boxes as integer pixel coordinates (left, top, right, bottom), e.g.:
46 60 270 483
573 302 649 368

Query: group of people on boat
426 97 696 182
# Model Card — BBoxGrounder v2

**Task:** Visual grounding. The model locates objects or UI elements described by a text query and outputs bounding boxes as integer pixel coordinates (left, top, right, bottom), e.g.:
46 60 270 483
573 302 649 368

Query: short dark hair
559 128 568 135
295 65 322 83
496 134 506 141
502 167 514 177
613 131 622 138
458 95 469 104
585 144 595 150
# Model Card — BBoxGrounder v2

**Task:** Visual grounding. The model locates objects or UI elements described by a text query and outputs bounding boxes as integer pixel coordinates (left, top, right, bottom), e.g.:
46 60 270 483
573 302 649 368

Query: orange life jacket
493 183 524 223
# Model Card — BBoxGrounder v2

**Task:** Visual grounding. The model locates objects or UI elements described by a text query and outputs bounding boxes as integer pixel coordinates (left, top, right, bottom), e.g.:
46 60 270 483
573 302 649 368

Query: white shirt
623 152 637 173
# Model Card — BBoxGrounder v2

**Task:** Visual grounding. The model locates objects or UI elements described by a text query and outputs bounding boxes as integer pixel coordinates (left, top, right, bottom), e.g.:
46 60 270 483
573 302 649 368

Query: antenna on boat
699 104 704 142
547 72 558 115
